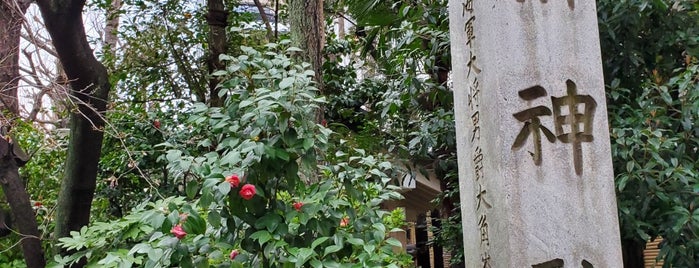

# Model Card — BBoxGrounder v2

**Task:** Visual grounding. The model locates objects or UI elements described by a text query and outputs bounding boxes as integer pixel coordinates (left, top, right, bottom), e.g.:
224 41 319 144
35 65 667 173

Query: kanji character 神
551 80 597 176
511 85 556 166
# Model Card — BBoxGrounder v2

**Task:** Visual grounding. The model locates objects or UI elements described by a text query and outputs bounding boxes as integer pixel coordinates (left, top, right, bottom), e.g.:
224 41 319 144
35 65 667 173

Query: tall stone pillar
448 1 623 267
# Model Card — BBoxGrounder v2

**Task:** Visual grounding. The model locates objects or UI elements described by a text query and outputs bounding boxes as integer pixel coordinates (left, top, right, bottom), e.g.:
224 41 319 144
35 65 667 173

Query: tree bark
0 139 45 268
289 0 325 92
35 0 111 257
206 0 228 107
102 0 121 70
0 1 46 267
0 0 31 116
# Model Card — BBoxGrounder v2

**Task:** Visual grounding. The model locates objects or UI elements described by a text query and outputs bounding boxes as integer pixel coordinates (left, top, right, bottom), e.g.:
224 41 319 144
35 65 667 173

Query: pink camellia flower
293 202 303 212
340 217 349 227
225 174 240 188
239 184 256 200
170 225 187 239
229 249 239 260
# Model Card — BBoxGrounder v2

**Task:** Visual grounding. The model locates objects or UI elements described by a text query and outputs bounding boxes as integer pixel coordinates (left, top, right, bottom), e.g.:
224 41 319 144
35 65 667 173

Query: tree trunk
206 0 228 107
35 0 111 258
288 0 325 92
102 0 121 71
0 0 31 116
0 1 46 267
0 139 45 268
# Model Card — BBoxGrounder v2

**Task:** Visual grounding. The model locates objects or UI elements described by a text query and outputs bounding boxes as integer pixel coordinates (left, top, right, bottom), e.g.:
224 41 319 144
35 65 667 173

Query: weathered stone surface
448 1 623 267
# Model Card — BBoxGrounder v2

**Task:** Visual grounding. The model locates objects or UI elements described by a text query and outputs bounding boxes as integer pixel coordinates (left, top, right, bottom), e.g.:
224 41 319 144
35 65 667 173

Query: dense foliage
53 43 410 267
599 0 699 266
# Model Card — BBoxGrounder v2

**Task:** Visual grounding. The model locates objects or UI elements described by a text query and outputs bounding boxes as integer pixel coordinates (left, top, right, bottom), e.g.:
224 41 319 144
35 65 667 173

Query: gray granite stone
448 1 623 267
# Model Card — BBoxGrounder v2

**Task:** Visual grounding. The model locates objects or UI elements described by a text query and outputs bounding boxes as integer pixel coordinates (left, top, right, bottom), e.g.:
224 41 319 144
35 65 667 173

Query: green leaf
211 70 228 76
250 230 272 246
239 99 253 108
183 212 206 235
296 248 316 265
218 181 231 196
309 259 322 268
302 138 314 151
186 180 199 199
276 149 290 161
385 238 402 248
323 245 342 256
220 151 241 166
255 213 282 232
279 77 295 89
166 150 182 162
311 237 329 249
208 210 221 228
347 238 363 245
652 0 669 11
626 161 635 173
363 244 375 254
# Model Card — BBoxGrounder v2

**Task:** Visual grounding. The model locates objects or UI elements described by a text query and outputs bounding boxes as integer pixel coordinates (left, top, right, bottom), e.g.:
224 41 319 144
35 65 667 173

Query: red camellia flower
34 201 42 207
340 217 349 227
225 174 240 188
229 249 239 260
293 202 303 212
170 225 187 239
153 120 161 129
239 184 256 200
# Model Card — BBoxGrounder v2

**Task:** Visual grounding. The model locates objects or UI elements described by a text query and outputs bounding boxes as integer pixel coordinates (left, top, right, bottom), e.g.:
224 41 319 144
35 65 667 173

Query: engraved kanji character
464 16 475 45
481 252 492 268
532 258 563 268
551 80 597 176
473 147 484 181
511 85 556 165
478 214 489 245
462 0 473 14
468 55 482 75
468 79 480 110
476 183 492 210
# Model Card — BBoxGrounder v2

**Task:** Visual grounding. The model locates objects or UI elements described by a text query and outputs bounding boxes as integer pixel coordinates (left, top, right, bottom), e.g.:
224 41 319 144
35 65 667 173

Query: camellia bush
610 62 699 266
51 42 411 267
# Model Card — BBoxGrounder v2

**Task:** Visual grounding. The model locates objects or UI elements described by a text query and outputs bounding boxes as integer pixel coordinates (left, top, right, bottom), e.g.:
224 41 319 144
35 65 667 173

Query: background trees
599 0 699 266
0 0 696 267
34 0 112 254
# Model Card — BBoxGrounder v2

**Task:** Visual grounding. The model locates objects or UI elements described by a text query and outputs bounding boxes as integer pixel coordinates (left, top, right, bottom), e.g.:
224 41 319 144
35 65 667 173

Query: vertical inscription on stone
461 1 491 267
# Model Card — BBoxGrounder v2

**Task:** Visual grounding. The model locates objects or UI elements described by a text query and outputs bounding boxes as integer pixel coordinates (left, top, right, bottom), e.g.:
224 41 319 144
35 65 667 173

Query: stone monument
448 0 623 267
